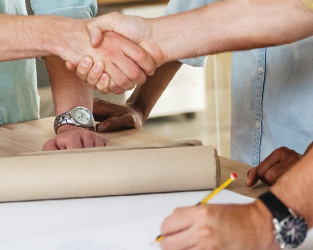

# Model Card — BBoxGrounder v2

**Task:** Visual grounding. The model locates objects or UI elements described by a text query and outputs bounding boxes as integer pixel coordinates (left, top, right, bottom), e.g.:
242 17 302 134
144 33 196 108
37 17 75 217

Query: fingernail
94 62 103 73
96 81 105 91
100 73 107 82
82 59 91 68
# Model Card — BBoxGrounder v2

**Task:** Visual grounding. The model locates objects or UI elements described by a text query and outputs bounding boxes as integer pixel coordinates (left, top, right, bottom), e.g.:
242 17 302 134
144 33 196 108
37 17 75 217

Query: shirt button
257 67 264 74
255 121 261 129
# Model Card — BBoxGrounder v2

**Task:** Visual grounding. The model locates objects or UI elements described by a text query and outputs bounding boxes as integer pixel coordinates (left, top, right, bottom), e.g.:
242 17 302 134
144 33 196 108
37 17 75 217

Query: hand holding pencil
153 173 237 245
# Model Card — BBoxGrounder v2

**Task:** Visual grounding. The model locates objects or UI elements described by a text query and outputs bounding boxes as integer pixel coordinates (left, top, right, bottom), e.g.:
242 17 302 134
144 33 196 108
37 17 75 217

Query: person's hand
42 125 111 151
53 17 155 94
86 12 165 67
67 31 156 94
160 201 277 250
246 147 302 187
93 98 144 132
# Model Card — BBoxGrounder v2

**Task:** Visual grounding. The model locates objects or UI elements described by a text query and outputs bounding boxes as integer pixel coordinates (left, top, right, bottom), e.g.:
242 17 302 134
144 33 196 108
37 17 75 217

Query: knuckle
197 227 212 244
263 169 277 184
196 205 211 218
117 76 130 88
256 166 265 177
128 67 142 81
161 217 172 231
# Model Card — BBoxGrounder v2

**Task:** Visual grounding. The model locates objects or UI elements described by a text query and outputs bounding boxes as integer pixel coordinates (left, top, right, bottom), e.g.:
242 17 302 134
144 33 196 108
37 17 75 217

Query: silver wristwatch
54 106 96 133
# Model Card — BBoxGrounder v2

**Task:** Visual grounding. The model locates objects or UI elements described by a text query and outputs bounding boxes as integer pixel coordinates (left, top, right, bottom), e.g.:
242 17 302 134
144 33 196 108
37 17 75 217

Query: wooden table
0 118 269 199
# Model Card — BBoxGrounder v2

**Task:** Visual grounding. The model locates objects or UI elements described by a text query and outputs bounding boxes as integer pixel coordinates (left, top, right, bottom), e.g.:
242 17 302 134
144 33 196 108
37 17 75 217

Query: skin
93 61 182 132
42 56 110 150
246 147 303 187
159 147 313 250
0 14 156 94
73 0 313 248
0 13 156 149
85 0 313 68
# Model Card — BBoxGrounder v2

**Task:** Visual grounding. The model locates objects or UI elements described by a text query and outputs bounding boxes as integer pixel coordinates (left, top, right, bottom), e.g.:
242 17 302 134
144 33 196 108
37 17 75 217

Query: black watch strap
259 191 290 222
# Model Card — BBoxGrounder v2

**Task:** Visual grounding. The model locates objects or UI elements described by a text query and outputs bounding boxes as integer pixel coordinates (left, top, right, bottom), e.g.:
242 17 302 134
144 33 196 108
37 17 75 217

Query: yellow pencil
152 173 237 245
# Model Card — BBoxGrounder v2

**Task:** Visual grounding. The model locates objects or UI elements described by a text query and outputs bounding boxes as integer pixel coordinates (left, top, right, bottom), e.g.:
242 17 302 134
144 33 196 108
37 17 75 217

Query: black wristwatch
259 191 308 249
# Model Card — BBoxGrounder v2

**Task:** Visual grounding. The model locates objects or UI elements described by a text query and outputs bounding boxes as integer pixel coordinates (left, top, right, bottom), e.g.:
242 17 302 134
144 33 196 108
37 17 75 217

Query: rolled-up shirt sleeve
30 0 98 19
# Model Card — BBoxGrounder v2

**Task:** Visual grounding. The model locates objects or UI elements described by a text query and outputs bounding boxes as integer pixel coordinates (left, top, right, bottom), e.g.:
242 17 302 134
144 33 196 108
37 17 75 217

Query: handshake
62 12 166 95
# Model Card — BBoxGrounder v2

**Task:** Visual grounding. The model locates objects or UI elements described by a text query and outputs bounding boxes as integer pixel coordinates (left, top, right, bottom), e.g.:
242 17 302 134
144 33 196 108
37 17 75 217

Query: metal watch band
54 107 95 133
258 191 290 222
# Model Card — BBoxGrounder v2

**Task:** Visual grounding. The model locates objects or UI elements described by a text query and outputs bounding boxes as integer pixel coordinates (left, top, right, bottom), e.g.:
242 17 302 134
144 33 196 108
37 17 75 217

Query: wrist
56 124 77 134
43 17 89 64
126 100 146 123
251 200 279 249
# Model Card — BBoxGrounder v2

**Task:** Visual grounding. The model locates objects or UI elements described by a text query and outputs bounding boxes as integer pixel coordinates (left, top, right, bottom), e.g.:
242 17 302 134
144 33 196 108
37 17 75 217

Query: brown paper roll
0 145 219 202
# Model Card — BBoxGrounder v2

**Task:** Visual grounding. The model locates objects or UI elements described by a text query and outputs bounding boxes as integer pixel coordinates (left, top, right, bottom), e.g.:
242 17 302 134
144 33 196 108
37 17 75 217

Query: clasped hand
66 13 162 95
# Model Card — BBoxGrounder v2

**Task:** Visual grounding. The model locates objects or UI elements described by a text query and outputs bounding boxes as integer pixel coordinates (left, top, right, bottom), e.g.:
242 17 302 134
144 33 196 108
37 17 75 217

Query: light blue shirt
167 0 313 166
0 0 97 125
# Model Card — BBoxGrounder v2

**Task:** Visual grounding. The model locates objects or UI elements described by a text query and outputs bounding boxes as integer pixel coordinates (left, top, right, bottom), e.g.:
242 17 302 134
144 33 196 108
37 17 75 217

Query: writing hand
246 147 302 187
42 125 110 150
160 201 277 250
93 98 143 132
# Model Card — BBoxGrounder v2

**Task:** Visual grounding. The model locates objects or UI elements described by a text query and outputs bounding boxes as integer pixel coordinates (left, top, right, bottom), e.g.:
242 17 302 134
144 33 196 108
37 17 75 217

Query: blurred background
31 0 232 158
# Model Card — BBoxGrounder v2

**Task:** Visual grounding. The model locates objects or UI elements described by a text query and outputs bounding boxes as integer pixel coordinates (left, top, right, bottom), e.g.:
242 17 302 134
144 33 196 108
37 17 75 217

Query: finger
94 136 110 147
56 137 82 149
245 167 260 187
262 162 293 185
105 62 135 91
96 73 111 94
112 54 147 85
76 56 94 82
121 41 156 76
65 61 76 71
97 113 137 132
161 206 199 235
90 26 104 47
160 228 197 250
255 150 282 177
109 81 125 95
87 14 118 46
86 61 105 88
42 139 58 151
81 134 95 148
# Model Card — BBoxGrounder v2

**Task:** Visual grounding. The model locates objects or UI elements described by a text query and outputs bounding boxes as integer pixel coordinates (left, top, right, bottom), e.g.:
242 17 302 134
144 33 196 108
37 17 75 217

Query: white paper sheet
0 190 311 250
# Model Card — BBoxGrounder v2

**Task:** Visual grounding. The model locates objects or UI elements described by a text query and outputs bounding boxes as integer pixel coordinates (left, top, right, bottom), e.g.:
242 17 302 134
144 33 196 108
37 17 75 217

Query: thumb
245 168 259 187
97 113 137 132
87 13 119 47
65 61 76 71
89 26 104 47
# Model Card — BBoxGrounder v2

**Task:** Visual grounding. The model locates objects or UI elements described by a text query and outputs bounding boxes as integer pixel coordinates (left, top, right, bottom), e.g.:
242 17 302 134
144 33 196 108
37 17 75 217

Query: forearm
126 61 182 121
271 148 313 227
0 14 89 63
149 0 313 63
44 56 93 116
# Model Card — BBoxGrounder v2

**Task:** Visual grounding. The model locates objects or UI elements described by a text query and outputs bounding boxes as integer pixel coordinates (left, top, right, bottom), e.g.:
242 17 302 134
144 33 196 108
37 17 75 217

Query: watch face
73 108 91 125
280 216 308 247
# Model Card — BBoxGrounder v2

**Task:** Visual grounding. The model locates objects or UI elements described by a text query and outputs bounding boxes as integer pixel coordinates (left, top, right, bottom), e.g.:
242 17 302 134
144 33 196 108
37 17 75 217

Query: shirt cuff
302 0 313 11
39 6 96 19
179 56 207 67
30 0 98 19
